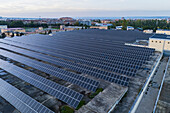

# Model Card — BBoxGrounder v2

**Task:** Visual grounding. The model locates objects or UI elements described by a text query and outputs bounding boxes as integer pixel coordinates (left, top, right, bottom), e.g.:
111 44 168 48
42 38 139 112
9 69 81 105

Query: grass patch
76 100 85 110
88 88 103 99
60 105 74 113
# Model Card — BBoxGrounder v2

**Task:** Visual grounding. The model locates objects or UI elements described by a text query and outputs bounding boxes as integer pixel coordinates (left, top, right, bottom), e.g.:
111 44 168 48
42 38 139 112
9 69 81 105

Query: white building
116 26 122 30
143 29 153 34
60 25 84 31
127 26 134 31
79 20 91 26
0 25 7 33
95 23 112 27
156 29 170 35
149 34 170 52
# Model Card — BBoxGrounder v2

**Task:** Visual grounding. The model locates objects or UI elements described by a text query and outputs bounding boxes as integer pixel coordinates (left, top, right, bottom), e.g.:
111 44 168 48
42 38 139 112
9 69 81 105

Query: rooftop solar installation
0 39 151 77
0 43 129 86
0 59 83 108
0 78 54 113
0 49 99 92
0 30 155 110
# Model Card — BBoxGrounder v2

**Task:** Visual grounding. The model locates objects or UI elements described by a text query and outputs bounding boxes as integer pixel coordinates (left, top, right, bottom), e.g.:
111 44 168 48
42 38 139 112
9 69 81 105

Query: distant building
95 23 112 27
101 20 113 24
59 17 74 21
59 17 76 25
22 20 32 24
60 25 83 31
121 17 125 20
63 20 77 25
56 20 63 24
167 18 170 23
90 26 108 30
39 27 43 30
1 28 25 33
143 29 153 34
149 34 170 52
156 29 170 35
79 20 91 26
0 25 7 29
116 26 123 30
127 26 134 31
0 25 7 33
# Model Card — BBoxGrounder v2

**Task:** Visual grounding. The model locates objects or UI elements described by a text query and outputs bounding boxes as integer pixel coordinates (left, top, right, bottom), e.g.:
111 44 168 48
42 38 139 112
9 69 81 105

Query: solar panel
0 30 154 88
0 43 130 86
0 41 139 76
0 59 83 108
0 78 54 113
0 49 99 92
3 38 151 61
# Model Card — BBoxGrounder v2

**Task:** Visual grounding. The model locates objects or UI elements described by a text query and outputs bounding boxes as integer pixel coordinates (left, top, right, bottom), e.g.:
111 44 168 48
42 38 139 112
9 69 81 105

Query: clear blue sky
0 0 170 18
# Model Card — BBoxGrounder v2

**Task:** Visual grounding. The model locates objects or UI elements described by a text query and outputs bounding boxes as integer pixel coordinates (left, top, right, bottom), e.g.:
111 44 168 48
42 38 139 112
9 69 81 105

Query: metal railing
152 57 170 113
129 53 163 113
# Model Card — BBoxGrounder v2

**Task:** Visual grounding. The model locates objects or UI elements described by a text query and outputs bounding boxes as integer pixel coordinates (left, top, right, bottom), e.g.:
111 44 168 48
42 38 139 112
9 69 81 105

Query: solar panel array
0 78 54 113
0 49 99 92
0 43 129 86
0 30 155 111
0 59 83 108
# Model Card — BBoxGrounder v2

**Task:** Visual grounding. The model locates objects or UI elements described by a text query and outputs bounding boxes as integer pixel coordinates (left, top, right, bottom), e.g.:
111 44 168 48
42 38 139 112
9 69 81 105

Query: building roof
0 25 7 26
150 34 170 40
157 29 170 31
3 28 24 30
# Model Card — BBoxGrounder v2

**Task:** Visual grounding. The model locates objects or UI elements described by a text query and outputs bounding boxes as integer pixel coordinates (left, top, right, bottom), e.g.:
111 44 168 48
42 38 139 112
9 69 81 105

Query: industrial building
127 26 134 31
79 20 91 26
90 26 108 30
149 34 170 53
0 29 169 113
143 29 154 34
156 29 170 35
0 25 7 32
1 28 26 33
60 25 83 31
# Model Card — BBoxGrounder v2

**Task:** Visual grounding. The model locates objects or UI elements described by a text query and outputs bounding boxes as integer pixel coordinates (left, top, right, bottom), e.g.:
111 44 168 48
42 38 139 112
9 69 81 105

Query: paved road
136 57 168 113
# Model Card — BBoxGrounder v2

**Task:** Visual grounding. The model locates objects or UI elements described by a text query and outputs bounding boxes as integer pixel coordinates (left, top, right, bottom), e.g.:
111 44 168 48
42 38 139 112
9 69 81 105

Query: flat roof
150 34 170 40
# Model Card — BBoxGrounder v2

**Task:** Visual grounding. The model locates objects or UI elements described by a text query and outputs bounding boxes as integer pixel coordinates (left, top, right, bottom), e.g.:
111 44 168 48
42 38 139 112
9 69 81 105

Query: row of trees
110 19 170 31
0 21 48 28
1 19 170 31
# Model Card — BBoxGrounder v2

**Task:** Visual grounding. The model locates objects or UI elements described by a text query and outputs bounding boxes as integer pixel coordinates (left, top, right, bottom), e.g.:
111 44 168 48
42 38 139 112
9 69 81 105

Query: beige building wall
164 40 170 50
156 30 170 35
143 30 153 34
149 38 170 52
1 29 25 33
90 26 108 30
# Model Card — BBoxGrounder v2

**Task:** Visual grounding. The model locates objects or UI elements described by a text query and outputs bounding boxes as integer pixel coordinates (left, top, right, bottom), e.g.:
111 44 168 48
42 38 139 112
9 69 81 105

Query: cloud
0 0 170 17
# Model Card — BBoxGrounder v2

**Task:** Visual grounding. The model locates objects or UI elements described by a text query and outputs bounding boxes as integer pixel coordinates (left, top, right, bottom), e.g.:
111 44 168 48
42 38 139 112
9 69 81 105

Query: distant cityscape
0 16 170 38
1 16 170 20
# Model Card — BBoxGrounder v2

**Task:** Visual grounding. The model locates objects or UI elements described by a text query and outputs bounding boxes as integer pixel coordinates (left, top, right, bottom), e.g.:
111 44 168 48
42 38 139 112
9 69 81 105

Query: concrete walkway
136 57 168 113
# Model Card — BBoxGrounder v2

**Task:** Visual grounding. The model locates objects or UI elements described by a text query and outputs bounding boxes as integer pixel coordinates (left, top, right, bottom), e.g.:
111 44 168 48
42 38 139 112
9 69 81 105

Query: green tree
1 33 6 38
16 32 20 36
74 21 79 26
9 21 24 28
48 30 52 34
122 19 127 30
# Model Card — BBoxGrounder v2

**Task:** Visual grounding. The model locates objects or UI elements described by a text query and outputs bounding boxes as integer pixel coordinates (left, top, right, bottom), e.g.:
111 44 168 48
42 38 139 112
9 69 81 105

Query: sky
0 0 170 18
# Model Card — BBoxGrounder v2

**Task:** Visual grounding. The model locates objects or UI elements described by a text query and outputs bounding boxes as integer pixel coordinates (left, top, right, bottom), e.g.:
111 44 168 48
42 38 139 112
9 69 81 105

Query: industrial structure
149 34 170 53
0 30 169 113
156 29 170 35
